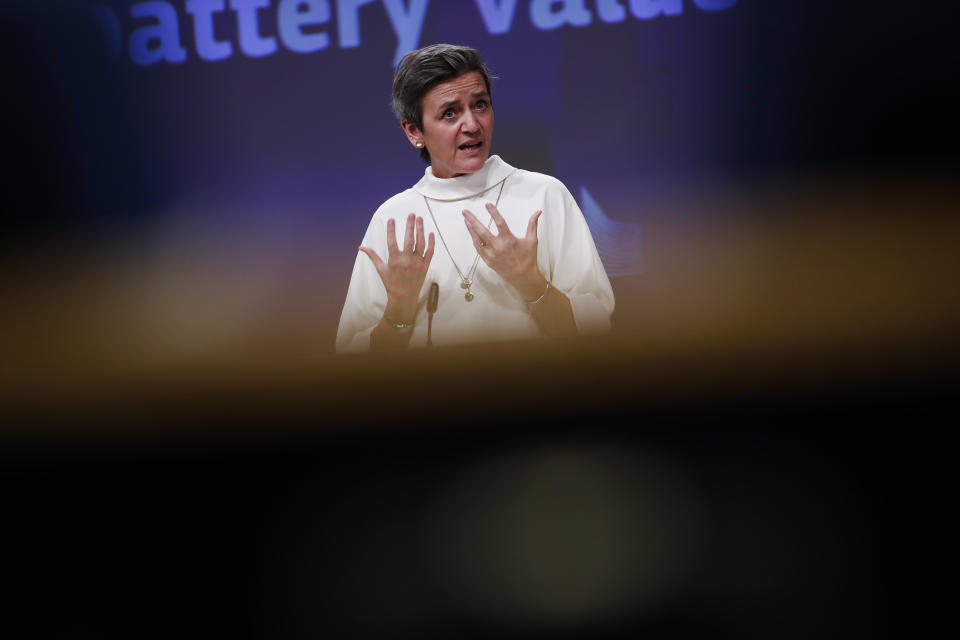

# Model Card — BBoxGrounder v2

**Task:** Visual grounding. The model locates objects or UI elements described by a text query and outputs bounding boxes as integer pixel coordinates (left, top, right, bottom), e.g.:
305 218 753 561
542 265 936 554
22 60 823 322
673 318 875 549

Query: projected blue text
94 0 739 66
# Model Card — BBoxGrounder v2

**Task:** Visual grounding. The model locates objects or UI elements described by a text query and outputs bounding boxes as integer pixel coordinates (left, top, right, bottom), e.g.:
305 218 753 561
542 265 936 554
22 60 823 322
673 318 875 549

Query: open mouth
458 141 483 151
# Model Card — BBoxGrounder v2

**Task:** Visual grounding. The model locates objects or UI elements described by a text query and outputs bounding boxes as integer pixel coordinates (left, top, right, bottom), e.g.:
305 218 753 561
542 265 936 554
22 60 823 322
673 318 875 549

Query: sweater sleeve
541 181 615 335
335 211 389 354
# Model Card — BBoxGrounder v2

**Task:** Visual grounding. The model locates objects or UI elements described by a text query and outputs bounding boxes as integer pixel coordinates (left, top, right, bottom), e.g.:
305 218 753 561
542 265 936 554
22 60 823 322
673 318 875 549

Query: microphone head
427 282 439 313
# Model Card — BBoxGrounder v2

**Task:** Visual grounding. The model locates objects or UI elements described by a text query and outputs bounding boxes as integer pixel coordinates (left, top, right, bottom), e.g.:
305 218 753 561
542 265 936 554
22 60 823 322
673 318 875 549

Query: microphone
427 282 439 347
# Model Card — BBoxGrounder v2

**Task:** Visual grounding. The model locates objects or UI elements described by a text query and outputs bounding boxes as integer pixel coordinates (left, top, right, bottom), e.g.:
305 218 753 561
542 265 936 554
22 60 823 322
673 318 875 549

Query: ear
401 119 424 150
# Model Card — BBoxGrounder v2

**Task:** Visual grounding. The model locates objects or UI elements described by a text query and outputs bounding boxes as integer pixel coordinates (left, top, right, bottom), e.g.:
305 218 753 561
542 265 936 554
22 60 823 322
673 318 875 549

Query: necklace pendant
465 291 475 302
460 279 471 289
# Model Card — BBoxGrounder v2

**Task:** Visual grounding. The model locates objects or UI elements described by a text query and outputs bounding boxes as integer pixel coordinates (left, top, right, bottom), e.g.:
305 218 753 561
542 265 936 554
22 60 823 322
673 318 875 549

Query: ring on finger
479 240 487 248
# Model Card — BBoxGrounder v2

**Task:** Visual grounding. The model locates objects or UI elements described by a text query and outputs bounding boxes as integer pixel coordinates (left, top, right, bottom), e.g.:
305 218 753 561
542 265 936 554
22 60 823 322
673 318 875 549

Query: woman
336 44 614 352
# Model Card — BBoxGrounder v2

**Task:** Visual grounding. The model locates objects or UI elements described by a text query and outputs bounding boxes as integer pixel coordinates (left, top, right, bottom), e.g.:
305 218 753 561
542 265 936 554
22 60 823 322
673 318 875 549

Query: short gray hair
392 44 493 162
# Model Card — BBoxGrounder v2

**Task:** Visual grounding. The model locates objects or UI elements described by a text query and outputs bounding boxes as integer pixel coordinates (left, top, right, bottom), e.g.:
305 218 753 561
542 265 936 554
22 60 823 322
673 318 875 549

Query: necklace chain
422 178 506 302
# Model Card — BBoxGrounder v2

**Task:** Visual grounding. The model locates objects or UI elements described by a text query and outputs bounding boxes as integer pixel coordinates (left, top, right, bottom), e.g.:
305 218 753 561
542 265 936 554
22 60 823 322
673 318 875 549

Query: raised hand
462 202 546 301
359 213 435 323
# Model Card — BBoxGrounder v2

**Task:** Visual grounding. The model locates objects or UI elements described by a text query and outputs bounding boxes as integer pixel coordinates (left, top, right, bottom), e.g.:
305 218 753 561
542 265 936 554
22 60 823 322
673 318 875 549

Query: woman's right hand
359 213 435 324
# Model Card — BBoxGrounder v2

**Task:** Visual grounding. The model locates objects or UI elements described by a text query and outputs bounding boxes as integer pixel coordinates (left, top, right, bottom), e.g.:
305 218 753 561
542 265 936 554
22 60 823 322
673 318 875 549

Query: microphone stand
426 282 439 348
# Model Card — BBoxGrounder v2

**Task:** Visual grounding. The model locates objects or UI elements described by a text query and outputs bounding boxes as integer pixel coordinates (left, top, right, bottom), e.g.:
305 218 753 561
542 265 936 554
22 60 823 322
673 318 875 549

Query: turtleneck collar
412 155 517 202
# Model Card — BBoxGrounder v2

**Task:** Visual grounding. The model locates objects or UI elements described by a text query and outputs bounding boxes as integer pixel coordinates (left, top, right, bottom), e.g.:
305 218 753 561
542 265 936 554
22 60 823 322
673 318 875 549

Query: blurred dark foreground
2 336 950 638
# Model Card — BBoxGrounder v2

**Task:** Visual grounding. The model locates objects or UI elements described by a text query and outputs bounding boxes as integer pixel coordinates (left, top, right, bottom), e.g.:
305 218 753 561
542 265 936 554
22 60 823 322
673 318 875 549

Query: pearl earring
415 141 424 148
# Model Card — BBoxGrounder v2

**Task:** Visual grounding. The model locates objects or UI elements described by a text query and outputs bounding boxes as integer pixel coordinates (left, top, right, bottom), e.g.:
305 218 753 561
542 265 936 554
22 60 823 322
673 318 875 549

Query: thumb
358 246 386 277
526 210 542 240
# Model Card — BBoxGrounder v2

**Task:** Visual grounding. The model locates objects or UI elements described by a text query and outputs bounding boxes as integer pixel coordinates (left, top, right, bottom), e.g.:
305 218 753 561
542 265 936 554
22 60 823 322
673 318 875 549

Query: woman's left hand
463 203 546 300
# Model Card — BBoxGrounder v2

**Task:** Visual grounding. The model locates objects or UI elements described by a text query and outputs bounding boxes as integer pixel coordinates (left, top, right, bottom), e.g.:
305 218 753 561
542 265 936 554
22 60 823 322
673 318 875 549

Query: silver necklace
422 177 507 302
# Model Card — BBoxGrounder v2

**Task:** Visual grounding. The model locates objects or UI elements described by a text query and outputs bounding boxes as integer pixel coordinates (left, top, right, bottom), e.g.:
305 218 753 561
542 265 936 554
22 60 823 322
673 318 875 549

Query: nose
461 110 480 133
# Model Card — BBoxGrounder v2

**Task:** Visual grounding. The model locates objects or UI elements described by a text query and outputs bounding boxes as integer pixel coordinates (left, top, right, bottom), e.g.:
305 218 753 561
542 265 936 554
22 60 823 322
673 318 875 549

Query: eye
442 108 456 119
474 100 488 110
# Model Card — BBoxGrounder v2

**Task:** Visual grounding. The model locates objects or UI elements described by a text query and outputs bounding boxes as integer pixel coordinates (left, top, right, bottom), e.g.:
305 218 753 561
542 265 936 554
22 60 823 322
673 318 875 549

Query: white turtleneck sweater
335 155 614 352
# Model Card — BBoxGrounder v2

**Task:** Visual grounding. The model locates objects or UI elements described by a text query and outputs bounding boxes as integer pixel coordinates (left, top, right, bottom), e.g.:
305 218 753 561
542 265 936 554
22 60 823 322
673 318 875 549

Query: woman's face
404 71 494 179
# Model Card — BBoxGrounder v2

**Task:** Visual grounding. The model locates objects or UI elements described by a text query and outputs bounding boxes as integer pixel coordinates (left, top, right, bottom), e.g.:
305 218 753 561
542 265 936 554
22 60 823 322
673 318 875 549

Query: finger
415 216 426 256
462 214 480 244
404 213 415 252
385 218 399 256
485 202 512 237
462 215 482 250
463 219 492 266
424 232 435 268
526 210 542 239
463 210 495 246
358 246 386 276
